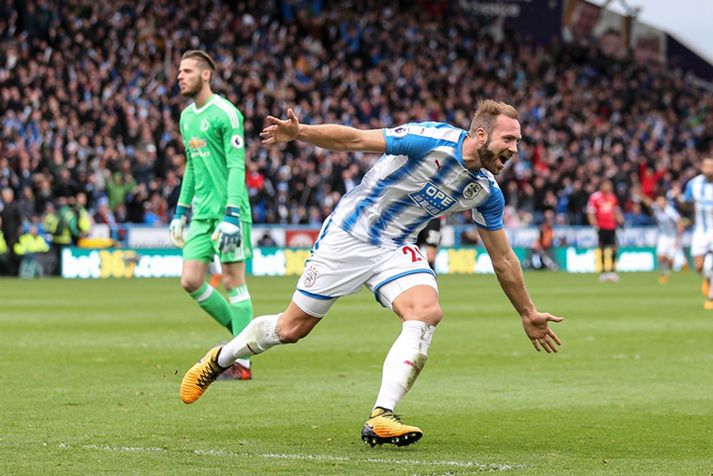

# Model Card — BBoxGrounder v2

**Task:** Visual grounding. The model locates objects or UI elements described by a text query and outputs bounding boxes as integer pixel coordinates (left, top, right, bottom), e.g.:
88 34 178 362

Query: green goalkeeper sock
228 284 253 336
190 283 232 331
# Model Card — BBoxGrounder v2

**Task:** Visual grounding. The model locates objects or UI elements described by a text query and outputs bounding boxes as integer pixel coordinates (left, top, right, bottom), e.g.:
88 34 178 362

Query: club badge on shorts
303 266 318 288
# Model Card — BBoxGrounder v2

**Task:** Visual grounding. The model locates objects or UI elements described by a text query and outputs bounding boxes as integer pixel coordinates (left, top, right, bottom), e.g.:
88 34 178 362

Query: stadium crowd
1 0 712 252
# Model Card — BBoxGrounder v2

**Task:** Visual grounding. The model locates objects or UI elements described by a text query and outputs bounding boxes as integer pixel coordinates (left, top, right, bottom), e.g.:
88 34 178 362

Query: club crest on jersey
230 134 244 149
409 182 456 216
463 182 482 199
187 137 206 150
303 266 318 288
200 118 210 132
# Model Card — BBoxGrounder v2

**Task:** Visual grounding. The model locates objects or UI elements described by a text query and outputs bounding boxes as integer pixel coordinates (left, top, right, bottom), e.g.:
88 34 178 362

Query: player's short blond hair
469 100 519 136
181 50 216 79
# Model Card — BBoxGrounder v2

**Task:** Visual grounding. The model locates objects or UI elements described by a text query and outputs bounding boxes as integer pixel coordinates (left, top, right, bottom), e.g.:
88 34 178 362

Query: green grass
2 272 713 475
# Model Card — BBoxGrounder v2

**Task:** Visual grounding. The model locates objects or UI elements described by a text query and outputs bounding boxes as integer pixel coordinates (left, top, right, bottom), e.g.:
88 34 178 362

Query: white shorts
292 222 438 318
656 235 677 259
690 229 713 257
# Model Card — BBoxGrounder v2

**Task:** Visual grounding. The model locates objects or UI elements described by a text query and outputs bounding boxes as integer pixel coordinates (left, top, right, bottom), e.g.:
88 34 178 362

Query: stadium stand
0 0 712 237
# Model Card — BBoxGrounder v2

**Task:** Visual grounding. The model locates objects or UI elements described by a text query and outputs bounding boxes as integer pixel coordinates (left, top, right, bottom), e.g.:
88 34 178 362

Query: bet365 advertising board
61 246 661 279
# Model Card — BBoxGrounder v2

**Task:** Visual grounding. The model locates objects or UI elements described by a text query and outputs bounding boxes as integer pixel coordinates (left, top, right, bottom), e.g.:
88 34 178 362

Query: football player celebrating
180 100 563 446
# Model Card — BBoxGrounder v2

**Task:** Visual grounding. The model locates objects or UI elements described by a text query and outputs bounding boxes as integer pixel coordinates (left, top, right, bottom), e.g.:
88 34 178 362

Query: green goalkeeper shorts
183 218 253 263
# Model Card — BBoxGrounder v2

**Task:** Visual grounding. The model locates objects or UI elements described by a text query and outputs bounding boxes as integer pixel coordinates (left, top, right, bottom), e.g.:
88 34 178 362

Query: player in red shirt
587 180 624 282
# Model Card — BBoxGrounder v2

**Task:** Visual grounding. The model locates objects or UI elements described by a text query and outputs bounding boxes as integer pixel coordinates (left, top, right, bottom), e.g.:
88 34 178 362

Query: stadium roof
591 0 713 66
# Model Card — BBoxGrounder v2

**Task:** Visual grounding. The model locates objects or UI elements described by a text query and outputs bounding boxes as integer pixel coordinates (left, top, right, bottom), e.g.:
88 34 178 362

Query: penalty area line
57 443 519 471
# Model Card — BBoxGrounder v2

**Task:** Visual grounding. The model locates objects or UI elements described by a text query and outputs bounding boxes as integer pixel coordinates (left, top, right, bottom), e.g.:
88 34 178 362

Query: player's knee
220 266 246 290
221 274 237 289
404 302 442 326
180 275 203 293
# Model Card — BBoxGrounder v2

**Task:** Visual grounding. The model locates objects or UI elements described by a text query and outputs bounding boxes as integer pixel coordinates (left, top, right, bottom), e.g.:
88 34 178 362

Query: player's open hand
261 108 300 144
521 311 563 353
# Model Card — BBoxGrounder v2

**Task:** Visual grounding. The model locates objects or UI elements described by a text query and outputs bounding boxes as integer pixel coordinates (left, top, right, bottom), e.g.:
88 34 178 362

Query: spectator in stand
246 162 265 199
105 172 135 212
624 201 654 227
94 197 117 228
43 201 68 276
71 193 93 244
256 231 278 248
0 216 8 275
125 183 149 224
13 224 50 277
1 187 23 275
17 185 35 223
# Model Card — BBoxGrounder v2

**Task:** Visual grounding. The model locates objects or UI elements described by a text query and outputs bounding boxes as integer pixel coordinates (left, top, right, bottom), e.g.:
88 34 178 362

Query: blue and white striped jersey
683 174 713 234
652 203 680 238
329 122 505 249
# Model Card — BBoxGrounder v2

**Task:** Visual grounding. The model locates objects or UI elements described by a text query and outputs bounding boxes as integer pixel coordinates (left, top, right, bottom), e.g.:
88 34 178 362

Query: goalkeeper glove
211 206 242 253
169 204 189 248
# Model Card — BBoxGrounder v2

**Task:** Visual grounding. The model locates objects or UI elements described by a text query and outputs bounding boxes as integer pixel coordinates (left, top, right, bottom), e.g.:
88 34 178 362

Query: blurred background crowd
0 0 712 254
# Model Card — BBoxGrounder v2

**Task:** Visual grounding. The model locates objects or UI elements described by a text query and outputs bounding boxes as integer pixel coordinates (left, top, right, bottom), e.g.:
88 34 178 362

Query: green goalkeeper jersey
177 94 252 223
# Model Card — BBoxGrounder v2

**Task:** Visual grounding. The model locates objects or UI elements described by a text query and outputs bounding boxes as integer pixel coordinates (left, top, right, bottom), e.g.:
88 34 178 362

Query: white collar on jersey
191 95 218 114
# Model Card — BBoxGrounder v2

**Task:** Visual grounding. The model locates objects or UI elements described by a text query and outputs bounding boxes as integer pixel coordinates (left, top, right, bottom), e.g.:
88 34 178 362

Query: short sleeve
383 123 444 159
472 188 504 230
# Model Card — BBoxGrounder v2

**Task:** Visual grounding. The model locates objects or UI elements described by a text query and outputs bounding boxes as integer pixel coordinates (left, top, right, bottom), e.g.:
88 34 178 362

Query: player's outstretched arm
261 108 386 153
478 228 563 353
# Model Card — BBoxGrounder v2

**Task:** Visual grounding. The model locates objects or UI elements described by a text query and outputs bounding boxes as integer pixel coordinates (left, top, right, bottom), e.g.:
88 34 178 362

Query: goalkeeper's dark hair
182 50 217 79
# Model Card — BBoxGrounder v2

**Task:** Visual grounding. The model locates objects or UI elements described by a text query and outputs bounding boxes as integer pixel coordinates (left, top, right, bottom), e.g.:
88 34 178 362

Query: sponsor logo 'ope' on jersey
409 182 456 216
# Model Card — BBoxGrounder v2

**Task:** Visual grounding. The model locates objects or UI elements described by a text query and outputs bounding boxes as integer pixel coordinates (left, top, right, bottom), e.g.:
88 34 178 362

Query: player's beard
180 78 203 98
478 138 506 175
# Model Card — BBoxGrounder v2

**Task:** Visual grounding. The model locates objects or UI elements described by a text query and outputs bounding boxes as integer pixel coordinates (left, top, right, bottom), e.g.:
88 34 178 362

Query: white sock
217 314 281 368
373 320 435 412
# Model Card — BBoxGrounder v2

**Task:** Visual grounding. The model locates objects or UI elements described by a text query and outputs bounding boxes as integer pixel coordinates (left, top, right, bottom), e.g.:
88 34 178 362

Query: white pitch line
79 444 165 453
57 443 518 471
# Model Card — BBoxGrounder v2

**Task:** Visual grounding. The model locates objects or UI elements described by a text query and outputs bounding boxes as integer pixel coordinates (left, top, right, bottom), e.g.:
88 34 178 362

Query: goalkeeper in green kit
170 50 254 379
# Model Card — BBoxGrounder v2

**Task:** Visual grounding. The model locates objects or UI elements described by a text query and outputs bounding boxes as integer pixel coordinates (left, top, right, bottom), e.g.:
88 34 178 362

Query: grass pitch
1 272 713 475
